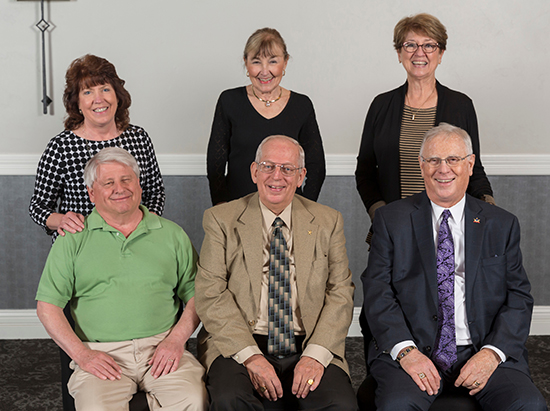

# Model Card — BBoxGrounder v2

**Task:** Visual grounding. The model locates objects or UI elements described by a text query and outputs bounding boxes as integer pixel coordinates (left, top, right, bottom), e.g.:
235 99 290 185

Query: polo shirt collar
87 205 162 233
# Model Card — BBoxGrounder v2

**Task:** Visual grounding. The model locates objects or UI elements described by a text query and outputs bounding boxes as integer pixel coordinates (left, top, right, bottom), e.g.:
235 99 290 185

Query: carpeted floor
1 337 548 410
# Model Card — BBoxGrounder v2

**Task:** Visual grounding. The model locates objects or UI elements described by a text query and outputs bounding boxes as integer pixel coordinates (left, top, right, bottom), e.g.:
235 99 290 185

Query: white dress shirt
391 195 505 363
232 199 333 367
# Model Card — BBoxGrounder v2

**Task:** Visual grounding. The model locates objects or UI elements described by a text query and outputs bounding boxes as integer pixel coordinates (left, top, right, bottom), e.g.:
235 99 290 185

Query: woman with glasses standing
355 13 494 238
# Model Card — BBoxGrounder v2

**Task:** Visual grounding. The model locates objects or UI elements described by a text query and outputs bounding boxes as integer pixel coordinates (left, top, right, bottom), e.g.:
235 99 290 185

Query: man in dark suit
362 123 547 410
195 135 357 410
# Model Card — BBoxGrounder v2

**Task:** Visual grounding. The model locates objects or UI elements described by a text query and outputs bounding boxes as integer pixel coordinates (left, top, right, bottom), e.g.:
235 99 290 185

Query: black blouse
207 87 326 205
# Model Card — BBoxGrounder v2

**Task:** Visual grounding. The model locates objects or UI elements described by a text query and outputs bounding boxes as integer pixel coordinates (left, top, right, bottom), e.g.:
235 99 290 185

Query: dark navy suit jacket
362 191 533 376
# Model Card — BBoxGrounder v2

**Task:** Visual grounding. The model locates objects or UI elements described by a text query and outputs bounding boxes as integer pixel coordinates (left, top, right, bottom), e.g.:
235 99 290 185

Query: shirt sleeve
137 129 165 216
29 137 66 234
302 344 334 368
176 227 199 304
232 345 263 364
355 97 386 213
207 94 232 205
35 234 76 307
482 344 506 363
298 101 326 201
390 340 416 361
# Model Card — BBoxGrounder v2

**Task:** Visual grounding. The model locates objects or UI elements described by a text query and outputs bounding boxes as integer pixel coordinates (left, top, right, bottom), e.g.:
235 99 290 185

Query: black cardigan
355 81 493 213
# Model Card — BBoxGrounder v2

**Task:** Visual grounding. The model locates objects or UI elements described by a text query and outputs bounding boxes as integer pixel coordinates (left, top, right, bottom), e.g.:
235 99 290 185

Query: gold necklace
406 88 436 120
252 87 283 107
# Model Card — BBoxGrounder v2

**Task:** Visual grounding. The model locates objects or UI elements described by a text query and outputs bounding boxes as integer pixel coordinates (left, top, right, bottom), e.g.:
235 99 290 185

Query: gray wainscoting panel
1 175 548 309
0 176 51 309
489 176 550 306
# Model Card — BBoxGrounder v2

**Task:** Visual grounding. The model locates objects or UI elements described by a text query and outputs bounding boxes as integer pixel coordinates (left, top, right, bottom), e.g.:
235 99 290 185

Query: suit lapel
411 192 439 311
292 197 317 303
237 193 264 308
464 195 484 314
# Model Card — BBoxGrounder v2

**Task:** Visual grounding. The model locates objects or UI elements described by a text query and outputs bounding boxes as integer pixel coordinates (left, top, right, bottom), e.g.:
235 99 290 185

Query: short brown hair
63 54 131 131
393 13 447 51
243 28 289 61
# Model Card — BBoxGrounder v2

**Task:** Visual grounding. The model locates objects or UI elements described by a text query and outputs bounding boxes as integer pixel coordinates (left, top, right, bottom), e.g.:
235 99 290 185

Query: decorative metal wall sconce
18 0 70 114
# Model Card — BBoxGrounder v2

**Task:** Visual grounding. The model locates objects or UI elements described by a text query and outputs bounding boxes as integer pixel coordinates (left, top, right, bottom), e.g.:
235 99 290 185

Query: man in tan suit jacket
195 136 357 410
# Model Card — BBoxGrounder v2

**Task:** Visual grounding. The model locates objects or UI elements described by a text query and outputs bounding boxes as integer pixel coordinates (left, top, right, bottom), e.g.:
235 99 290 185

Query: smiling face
251 138 306 215
245 46 288 96
398 31 444 82
87 162 142 220
78 83 118 129
420 133 474 208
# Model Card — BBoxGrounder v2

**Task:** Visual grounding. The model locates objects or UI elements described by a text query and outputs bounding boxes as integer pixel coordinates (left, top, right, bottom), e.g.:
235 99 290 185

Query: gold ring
259 386 267 393
474 381 480 387
167 358 174 362
418 372 426 379
307 378 314 386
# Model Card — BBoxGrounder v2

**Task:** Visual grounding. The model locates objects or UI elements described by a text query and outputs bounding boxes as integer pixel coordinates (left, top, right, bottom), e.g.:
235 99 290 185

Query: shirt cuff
301 344 334 368
232 345 263 364
481 345 506 363
390 340 416 361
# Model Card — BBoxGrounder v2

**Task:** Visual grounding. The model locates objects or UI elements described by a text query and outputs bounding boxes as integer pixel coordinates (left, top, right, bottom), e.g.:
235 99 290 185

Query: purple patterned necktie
267 217 296 357
432 209 458 371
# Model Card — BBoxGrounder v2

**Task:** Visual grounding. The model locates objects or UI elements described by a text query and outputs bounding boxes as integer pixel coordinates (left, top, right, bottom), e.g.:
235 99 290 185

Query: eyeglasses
421 155 472 167
402 42 440 54
256 161 302 176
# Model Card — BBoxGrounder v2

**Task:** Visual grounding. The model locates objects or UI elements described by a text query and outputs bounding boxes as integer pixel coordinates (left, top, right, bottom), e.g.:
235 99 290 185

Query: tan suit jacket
195 193 354 375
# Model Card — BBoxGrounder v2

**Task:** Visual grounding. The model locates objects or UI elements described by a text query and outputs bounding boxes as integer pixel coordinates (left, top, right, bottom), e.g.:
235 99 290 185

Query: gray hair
254 135 305 169
84 147 140 188
420 123 473 157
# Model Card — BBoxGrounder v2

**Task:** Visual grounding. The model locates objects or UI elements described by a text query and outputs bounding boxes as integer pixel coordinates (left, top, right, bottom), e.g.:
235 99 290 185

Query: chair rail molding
2 154 550 176
1 306 549 339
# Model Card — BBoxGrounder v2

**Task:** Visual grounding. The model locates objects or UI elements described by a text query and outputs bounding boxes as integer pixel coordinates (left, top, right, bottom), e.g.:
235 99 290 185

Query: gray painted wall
1 175 548 309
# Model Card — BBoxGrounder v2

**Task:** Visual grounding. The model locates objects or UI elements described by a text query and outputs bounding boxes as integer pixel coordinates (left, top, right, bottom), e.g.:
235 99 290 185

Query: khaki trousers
68 330 208 411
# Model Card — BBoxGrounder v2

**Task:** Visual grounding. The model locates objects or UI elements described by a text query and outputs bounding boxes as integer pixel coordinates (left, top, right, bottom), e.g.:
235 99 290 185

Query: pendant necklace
252 87 283 107
406 88 436 120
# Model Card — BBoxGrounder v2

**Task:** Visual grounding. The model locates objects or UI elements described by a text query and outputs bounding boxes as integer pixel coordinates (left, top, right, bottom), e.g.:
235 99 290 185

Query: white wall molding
2 306 549 340
0 310 50 339
530 306 550 336
3 154 550 176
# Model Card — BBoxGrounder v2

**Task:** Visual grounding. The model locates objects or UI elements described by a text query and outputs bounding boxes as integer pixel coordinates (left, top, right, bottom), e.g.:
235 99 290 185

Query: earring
246 71 249 77
282 70 286 76
79 109 82 114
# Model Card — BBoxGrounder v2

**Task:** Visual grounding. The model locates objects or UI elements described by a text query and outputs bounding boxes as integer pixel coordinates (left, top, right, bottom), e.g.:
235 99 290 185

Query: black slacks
207 335 358 411
370 345 547 411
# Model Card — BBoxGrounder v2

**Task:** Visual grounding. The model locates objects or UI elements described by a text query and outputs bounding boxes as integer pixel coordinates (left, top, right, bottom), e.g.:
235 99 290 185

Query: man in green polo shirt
36 147 207 410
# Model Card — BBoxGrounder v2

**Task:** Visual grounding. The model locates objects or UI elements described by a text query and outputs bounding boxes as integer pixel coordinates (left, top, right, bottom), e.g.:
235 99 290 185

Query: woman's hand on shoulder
46 212 85 236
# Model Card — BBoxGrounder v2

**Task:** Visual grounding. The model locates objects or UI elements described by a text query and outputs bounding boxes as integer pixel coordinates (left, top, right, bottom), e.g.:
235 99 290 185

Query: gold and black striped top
399 105 437 198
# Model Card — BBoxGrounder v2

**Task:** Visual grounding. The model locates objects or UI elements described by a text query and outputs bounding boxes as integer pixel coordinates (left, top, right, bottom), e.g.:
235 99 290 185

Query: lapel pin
308 230 312 235
473 218 480 224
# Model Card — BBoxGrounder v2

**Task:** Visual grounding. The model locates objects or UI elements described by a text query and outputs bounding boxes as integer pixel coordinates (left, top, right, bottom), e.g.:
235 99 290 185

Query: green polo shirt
36 206 197 342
